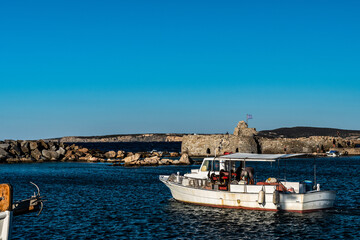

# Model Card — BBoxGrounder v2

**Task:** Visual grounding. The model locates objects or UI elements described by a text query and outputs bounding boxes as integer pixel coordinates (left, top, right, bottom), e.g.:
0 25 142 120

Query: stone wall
180 121 359 156
181 134 258 156
181 121 259 156
258 136 351 154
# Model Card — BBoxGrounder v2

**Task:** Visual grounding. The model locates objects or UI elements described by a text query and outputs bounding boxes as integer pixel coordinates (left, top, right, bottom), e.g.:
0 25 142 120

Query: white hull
161 178 336 213
0 211 12 240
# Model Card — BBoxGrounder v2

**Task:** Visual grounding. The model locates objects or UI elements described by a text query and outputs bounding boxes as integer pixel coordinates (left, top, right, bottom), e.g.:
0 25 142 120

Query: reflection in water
163 200 332 239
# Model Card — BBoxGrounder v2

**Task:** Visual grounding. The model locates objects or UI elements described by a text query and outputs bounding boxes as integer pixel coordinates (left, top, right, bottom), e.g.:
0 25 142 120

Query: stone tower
233 121 257 137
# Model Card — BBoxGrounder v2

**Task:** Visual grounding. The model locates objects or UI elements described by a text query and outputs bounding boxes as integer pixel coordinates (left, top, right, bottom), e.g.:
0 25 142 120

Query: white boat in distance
160 153 336 213
326 150 340 157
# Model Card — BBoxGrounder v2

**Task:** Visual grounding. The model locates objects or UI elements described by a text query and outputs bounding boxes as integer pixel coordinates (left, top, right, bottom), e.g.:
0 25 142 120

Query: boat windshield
200 160 220 172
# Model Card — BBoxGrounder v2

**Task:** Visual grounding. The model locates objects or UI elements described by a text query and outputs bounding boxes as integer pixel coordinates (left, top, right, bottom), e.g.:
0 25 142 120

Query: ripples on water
1 156 360 239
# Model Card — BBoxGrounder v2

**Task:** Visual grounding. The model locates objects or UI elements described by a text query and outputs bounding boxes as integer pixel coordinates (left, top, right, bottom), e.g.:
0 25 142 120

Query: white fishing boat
0 183 44 240
160 153 336 213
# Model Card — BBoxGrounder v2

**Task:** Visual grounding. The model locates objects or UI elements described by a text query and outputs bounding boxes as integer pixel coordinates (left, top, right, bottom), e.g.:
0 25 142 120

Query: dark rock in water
77 148 88 154
9 144 22 156
170 152 180 157
5 140 16 145
20 142 30 154
64 150 73 160
29 141 38 150
19 157 33 162
6 157 20 163
124 153 141 166
74 151 83 157
0 143 10 150
140 156 159 165
0 148 10 160
159 158 172 165
42 149 60 160
31 149 42 161
151 151 163 157
48 141 55 148
116 150 125 159
104 151 116 159
56 147 66 156
38 140 49 150
172 160 180 165
179 153 193 165
41 150 51 160
79 154 97 162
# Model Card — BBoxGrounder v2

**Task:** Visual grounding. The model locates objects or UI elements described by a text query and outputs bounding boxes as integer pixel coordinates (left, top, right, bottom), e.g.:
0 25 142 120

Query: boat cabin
182 153 314 194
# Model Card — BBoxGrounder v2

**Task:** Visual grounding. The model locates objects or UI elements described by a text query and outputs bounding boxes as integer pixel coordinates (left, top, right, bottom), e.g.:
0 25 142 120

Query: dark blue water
66 142 181 153
1 156 360 239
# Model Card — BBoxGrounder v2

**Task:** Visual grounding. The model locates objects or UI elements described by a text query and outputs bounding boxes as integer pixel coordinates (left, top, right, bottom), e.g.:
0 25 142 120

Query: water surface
1 156 360 239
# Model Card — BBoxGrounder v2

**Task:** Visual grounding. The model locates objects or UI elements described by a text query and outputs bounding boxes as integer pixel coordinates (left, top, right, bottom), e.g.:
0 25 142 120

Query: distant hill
47 127 360 143
258 127 360 139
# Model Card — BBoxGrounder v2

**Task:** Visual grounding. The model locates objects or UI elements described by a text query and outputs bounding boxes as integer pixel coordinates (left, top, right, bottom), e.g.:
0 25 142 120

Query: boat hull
0 211 12 240
161 179 336 213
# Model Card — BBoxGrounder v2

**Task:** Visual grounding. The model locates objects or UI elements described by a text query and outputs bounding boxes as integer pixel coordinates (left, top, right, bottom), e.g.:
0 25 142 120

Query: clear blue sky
1 0 360 140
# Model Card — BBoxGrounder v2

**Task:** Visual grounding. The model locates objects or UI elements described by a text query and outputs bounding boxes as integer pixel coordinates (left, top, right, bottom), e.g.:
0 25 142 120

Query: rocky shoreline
0 140 191 166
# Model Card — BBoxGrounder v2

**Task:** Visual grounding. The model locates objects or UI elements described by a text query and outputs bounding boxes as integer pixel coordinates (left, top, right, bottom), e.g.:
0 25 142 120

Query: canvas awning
216 153 309 162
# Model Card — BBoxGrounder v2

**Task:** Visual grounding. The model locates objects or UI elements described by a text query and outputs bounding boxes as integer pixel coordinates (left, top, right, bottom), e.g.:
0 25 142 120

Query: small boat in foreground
0 182 45 240
160 153 336 213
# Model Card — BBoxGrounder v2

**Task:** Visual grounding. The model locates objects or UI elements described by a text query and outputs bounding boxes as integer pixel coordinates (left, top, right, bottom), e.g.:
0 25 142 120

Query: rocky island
1 121 360 166
0 139 192 166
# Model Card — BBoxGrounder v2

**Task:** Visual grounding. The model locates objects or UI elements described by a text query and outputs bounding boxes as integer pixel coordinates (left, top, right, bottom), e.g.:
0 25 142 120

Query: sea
1 142 360 239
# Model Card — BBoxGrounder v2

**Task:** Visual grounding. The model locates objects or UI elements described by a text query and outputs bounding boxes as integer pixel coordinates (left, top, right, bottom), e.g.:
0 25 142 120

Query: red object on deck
220 171 230 180
256 182 288 192
224 152 233 155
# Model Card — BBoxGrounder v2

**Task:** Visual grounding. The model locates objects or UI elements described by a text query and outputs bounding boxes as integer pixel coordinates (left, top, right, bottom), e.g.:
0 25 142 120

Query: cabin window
201 160 220 172
235 161 243 170
206 148 211 154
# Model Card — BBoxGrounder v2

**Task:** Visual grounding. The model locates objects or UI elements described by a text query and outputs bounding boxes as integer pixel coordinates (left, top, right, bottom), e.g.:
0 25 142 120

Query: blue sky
1 0 360 140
